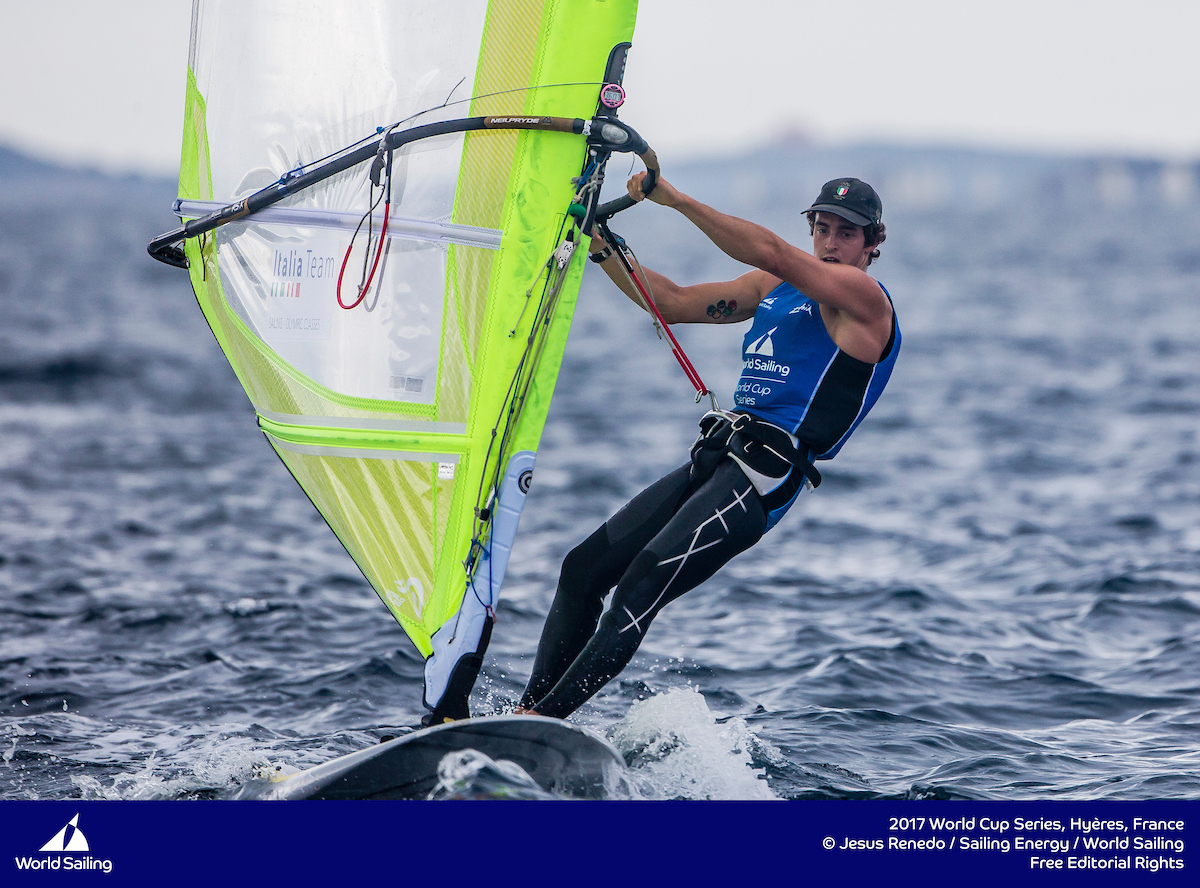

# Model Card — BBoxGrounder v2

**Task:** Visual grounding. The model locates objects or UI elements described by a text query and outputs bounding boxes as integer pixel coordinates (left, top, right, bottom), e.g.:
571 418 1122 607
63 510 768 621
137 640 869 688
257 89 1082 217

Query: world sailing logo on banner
13 813 114 874
40 813 89 852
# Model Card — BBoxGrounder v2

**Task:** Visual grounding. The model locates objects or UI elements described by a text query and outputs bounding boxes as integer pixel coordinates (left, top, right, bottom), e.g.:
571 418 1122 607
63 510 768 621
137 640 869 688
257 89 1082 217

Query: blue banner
1 799 1193 885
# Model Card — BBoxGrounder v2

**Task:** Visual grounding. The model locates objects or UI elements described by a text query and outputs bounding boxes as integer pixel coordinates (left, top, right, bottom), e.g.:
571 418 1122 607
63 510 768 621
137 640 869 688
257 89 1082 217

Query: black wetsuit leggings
519 458 767 718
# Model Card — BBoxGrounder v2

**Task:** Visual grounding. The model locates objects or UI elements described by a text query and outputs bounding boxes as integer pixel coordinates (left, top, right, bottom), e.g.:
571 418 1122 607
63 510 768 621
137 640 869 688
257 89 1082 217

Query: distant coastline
0 143 172 186
5 137 1196 218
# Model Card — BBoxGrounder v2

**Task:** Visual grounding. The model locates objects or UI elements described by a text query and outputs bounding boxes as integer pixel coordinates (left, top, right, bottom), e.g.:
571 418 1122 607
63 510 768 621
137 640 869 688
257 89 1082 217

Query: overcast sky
2 1 1199 175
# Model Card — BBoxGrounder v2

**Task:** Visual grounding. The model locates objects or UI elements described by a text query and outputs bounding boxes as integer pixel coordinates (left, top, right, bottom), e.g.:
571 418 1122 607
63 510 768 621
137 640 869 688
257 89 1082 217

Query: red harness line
620 252 710 399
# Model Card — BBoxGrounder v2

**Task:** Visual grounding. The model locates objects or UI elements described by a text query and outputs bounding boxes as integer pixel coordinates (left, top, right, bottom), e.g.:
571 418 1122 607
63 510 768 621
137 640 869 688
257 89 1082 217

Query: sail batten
175 200 505 250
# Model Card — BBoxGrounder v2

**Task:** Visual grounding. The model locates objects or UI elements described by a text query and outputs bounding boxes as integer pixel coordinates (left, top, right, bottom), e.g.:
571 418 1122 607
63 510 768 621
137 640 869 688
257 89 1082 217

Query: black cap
804 178 882 227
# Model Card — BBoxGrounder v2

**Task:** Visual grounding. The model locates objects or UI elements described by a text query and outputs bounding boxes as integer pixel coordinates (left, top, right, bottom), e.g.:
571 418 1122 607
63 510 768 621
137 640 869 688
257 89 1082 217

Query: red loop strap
337 201 390 310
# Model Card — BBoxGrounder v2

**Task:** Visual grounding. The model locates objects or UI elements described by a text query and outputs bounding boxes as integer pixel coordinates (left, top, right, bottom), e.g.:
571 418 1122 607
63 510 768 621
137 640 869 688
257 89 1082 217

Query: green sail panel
177 0 639 663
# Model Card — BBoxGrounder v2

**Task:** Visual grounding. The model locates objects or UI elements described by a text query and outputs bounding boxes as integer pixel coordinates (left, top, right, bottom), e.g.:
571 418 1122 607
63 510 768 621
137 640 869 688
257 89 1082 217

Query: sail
40 815 89 852
176 0 639 712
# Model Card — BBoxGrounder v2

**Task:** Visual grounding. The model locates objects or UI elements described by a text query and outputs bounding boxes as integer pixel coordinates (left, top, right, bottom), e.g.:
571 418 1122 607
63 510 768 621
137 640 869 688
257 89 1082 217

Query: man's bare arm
628 174 888 325
588 234 775 324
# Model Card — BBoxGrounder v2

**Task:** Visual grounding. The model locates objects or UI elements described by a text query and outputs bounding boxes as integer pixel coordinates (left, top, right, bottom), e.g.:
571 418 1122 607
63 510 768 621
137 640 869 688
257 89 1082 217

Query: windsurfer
516 175 901 719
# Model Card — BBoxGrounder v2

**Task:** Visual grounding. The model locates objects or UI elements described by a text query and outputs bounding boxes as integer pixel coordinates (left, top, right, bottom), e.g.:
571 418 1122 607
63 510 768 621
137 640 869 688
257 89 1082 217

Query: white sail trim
424 450 536 710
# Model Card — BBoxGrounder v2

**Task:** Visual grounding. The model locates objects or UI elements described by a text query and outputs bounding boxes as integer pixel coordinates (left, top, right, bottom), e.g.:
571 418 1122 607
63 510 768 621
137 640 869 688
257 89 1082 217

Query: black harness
689 411 822 513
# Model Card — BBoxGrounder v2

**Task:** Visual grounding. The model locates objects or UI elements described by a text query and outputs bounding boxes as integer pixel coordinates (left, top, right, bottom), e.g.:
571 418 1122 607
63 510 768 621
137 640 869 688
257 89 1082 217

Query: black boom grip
595 165 657 221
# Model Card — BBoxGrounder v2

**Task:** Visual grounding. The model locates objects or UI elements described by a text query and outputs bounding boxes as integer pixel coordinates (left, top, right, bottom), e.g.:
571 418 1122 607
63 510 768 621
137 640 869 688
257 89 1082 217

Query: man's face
811 212 875 270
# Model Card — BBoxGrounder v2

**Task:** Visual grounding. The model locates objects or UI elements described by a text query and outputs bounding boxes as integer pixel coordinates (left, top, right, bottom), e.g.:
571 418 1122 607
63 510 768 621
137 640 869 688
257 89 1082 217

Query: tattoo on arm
706 299 737 320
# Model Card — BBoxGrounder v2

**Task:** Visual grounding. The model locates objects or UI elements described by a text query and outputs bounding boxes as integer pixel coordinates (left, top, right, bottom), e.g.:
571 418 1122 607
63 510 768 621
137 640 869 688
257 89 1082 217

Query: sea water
1 145 1198 800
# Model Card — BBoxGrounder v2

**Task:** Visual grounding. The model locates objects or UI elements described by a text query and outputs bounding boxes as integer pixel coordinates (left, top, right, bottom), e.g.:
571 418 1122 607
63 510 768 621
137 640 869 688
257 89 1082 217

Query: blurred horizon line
4 132 1199 185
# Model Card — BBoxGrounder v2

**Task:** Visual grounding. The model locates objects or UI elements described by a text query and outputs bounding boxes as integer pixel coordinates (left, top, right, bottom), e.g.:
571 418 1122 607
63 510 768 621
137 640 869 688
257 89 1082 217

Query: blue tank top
733 281 900 460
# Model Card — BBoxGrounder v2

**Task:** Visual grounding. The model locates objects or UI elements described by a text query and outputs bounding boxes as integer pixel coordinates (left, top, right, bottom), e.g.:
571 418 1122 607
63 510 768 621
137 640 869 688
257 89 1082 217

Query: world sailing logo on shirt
745 326 777 357
742 326 790 379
